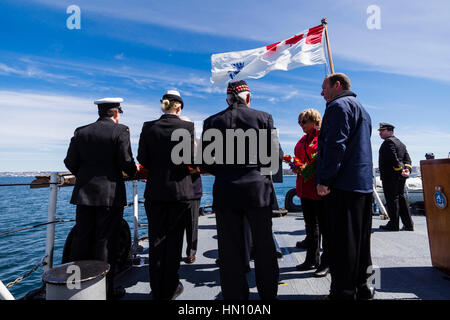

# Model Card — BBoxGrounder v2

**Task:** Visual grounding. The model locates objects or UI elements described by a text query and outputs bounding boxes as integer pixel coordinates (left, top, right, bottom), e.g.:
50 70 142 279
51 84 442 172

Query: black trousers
382 177 414 229
301 198 329 267
215 206 279 300
185 199 200 257
69 205 123 297
145 200 190 300
324 188 373 300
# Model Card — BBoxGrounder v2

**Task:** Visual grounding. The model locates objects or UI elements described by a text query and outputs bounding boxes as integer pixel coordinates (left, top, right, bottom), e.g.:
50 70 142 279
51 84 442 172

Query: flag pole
321 18 335 74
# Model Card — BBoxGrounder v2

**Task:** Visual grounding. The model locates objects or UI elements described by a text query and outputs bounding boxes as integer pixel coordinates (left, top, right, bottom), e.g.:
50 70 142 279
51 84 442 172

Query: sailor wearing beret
137 90 195 300
378 122 414 231
64 97 138 299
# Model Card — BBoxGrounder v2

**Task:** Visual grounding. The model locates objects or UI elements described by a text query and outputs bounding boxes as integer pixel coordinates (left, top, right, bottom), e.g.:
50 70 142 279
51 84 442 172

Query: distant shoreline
0 173 299 177
0 172 52 177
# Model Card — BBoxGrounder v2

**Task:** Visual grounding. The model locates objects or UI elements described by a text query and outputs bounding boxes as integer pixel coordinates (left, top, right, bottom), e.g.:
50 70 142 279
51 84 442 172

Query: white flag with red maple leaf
211 24 326 87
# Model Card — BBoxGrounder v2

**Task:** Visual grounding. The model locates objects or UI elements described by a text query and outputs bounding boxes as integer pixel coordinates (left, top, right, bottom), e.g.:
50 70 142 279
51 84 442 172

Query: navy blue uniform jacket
137 114 195 202
316 91 373 193
64 117 137 207
201 103 282 209
379 135 412 181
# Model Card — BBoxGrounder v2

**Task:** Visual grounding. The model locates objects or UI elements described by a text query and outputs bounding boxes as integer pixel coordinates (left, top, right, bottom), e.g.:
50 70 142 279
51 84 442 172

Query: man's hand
401 168 410 178
317 184 330 196
187 165 202 174
136 164 149 176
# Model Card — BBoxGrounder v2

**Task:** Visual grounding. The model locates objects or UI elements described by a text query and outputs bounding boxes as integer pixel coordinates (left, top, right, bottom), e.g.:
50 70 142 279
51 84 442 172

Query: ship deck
115 212 450 300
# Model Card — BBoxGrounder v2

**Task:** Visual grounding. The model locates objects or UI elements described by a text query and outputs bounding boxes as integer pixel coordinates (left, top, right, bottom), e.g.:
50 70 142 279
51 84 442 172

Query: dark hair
326 73 351 90
98 107 119 117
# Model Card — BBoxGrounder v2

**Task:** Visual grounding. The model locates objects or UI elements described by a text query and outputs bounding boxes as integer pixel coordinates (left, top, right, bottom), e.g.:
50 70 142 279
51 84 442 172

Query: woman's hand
292 166 302 175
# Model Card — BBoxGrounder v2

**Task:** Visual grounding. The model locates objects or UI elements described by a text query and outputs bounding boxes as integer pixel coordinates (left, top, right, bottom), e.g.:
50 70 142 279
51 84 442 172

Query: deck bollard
42 260 109 300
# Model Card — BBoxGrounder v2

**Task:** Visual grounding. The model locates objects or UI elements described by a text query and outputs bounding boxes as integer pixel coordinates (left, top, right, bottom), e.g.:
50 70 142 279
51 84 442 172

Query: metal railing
0 170 401 300
0 172 147 300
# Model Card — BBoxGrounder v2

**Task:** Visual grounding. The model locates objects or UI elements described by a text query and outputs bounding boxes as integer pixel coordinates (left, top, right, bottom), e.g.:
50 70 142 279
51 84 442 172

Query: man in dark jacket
64 97 137 299
201 80 280 300
316 73 375 300
378 123 414 231
137 90 194 300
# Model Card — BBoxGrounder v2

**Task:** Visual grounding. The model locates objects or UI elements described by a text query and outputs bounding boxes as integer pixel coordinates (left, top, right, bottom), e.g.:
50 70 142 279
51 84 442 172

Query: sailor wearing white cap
160 90 184 109
64 97 138 299
378 122 414 231
137 90 194 300
94 97 124 115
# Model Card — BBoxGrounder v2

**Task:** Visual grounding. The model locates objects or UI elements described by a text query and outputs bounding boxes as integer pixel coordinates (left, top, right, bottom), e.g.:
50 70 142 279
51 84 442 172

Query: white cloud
0 89 215 170
29 0 450 82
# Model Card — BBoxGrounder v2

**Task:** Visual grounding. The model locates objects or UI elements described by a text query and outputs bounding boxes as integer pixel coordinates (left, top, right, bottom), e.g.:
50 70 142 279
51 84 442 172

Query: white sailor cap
161 90 184 109
94 97 124 113
94 97 124 105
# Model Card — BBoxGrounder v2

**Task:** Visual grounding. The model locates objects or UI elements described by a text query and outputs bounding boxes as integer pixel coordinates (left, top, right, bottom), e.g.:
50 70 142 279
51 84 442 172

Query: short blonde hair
161 99 182 113
299 108 322 127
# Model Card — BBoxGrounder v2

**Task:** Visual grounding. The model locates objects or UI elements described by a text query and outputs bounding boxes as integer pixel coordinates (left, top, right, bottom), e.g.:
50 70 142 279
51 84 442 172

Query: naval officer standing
378 122 414 231
201 80 280 300
137 90 195 300
64 97 138 299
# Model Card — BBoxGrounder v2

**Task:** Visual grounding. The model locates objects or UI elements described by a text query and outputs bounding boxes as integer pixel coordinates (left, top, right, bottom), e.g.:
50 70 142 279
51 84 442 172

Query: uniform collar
97 117 115 123
160 114 179 119
227 102 248 110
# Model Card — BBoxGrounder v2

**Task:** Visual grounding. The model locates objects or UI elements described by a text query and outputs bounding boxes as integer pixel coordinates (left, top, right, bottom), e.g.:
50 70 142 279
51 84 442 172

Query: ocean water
0 175 298 299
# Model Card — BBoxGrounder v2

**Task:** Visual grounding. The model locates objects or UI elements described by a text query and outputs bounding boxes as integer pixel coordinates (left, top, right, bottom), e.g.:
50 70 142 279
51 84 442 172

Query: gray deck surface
116 213 450 300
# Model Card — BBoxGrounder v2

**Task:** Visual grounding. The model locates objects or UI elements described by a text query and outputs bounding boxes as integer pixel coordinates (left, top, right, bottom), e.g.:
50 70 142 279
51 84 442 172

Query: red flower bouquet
283 153 317 181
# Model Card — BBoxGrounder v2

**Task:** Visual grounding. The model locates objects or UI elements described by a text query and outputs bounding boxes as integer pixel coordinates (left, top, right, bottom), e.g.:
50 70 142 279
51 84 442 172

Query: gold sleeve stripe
404 164 412 168
393 166 403 171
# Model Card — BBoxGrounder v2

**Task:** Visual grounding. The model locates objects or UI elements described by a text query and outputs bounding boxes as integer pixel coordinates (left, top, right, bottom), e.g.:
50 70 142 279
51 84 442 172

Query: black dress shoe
295 261 318 271
107 286 126 300
296 239 309 249
171 282 184 300
401 226 414 231
356 285 375 300
380 224 399 231
313 265 330 277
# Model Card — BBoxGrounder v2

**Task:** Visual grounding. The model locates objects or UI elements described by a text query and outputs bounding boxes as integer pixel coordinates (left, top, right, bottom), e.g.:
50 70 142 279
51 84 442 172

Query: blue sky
0 0 449 171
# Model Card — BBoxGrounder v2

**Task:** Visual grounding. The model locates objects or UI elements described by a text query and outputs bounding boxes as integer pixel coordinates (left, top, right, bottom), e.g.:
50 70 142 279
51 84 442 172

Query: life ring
284 188 302 212
62 219 132 273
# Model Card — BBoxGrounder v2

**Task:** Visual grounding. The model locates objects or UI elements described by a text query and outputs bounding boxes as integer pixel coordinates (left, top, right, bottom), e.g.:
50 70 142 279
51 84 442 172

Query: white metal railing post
132 180 139 247
0 280 15 300
373 168 389 219
44 172 58 271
